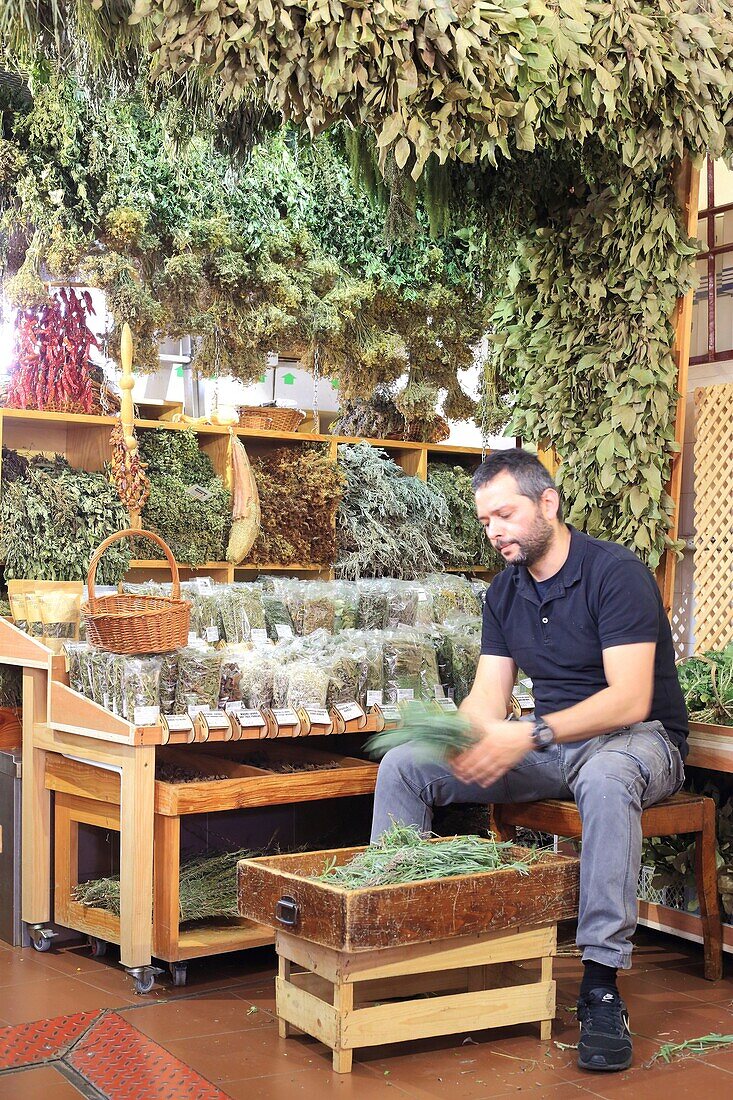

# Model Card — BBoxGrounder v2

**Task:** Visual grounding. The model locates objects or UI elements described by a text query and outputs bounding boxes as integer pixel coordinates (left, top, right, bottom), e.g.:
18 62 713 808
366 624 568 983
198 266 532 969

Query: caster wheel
170 963 188 987
134 973 156 995
28 927 56 952
32 934 51 952
88 937 108 958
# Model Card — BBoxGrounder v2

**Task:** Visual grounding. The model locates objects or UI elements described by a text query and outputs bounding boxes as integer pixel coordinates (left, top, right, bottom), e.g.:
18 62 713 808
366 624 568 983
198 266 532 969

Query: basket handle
86 529 180 609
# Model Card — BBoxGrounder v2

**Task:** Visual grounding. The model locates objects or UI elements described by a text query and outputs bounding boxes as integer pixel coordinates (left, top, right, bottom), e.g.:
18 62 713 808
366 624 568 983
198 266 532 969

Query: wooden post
118 743 156 967
21 668 51 926
659 157 700 614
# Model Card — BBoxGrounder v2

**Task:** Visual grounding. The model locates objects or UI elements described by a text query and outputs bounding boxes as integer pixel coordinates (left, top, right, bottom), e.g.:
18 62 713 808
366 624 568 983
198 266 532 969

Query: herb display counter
0 616 386 991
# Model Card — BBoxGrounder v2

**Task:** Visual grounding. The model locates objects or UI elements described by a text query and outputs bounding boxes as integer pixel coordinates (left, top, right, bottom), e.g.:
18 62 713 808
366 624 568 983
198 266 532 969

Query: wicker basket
82 529 190 655
239 405 305 433
238 411 273 431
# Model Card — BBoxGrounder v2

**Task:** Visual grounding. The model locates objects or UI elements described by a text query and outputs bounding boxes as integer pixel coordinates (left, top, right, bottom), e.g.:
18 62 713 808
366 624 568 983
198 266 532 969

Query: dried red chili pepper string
6 288 98 414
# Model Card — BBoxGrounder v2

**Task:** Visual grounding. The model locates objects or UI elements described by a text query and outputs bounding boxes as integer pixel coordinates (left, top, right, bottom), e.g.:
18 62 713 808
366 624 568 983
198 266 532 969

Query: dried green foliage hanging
0 450 131 582
487 166 699 567
336 443 462 579
135 429 231 566
427 463 503 570
249 447 345 566
136 1 733 176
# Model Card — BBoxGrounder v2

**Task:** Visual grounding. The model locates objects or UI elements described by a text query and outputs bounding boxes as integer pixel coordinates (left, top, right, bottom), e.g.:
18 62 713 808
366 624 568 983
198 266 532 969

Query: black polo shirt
481 526 689 757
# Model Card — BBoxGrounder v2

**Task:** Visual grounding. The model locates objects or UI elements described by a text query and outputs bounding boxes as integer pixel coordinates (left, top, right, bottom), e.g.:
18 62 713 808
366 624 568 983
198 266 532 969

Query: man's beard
504 512 555 568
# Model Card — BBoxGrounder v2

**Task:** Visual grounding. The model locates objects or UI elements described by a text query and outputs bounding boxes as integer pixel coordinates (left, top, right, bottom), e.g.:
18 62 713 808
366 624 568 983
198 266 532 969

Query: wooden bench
492 792 723 982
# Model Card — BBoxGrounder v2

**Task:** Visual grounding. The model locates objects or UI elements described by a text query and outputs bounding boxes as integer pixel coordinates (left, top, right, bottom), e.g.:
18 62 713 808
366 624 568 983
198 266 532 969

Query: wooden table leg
153 813 181 962
696 805 723 982
333 980 354 1074
21 669 51 926
119 744 155 968
540 956 554 1040
278 957 293 1039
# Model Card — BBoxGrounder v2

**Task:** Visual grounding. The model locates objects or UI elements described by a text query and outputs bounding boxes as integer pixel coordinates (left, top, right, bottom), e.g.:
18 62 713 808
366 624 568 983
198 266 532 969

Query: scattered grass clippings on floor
313 822 533 888
644 1033 733 1067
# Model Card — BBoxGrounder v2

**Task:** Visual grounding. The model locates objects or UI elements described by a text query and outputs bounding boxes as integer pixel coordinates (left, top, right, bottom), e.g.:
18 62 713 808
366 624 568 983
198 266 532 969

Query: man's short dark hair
472 449 563 522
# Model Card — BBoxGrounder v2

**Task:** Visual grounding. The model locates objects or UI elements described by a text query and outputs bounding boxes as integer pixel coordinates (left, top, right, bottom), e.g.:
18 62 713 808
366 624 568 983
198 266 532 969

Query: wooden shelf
175 918 274 960
130 559 230 571
637 900 733 954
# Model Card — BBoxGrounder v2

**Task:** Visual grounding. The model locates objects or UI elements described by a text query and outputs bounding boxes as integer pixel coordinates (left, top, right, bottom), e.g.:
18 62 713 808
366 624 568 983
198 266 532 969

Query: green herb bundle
382 631 441 704
136 430 230 567
366 700 476 761
337 444 462 580
427 463 503 571
677 648 733 727
0 453 131 583
74 849 252 922
314 823 530 888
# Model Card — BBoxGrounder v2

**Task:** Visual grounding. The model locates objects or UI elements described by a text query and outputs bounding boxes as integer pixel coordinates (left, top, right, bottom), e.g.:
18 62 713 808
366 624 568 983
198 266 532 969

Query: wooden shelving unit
0 408 491 584
637 901 733 955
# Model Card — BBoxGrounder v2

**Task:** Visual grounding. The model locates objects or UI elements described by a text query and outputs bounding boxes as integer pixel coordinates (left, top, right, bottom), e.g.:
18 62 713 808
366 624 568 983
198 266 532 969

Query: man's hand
452 721 534 788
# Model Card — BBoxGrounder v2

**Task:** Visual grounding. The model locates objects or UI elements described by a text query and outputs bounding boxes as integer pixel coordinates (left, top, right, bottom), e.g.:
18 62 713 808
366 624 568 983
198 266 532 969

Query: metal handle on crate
275 895 299 927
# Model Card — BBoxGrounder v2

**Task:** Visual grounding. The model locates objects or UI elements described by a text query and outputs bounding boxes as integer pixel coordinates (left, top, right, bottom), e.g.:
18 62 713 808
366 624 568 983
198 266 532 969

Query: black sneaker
577 988 632 1072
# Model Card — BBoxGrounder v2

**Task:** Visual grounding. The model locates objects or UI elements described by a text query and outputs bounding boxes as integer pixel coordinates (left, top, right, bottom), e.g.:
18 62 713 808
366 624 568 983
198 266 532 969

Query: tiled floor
0 927 731 1098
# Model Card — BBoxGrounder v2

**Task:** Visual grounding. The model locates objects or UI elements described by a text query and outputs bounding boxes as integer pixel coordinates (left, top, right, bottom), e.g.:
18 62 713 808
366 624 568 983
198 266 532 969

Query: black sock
580 960 618 997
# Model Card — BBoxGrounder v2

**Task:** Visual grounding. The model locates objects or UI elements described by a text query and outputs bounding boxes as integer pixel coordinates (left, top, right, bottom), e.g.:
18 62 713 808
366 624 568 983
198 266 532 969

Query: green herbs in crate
314 824 531 888
0 451 131 583
136 430 230 566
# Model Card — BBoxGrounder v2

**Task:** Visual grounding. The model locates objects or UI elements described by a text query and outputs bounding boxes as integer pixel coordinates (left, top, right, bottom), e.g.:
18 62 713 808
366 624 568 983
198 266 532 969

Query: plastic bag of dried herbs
273 658 330 709
356 580 390 630
236 651 276 709
274 578 306 635
446 619 482 705
325 649 362 707
383 629 442 704
64 641 89 696
122 656 162 725
385 579 420 628
333 580 359 633
260 590 295 642
174 647 223 714
0 664 22 708
187 587 222 643
159 651 179 715
422 573 482 623
302 582 336 635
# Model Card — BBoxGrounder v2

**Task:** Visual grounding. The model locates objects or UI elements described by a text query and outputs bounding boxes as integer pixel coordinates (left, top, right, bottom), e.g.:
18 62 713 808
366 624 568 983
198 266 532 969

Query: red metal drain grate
68 1012 229 1100
0 1011 103 1070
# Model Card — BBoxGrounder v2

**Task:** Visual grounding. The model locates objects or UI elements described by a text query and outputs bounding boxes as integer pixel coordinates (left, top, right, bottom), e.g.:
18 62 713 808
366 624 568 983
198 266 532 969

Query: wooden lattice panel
693 384 733 652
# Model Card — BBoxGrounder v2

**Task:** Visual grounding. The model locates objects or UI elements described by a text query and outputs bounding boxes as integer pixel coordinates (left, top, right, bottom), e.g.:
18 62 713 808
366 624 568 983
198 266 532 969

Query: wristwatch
531 718 555 752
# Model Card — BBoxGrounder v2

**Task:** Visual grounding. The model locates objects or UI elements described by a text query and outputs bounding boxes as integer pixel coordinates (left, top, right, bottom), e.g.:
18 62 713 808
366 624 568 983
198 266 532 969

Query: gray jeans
371 721 685 970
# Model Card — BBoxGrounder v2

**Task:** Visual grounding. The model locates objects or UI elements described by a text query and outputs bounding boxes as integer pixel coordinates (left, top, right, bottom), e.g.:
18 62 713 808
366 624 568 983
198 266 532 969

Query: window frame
691 158 733 364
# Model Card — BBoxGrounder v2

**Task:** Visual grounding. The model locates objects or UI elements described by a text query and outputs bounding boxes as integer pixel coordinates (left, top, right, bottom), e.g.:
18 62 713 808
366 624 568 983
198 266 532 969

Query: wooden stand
275 925 557 1073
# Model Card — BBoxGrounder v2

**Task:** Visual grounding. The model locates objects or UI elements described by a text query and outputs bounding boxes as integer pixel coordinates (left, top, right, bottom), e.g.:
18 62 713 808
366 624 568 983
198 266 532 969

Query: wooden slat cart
0 617 386 991
237 844 580 1072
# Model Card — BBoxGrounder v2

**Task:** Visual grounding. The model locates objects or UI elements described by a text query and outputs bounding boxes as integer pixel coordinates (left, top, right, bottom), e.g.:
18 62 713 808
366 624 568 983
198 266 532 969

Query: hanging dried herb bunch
336 443 461 579
249 447 345 566
427 463 503 571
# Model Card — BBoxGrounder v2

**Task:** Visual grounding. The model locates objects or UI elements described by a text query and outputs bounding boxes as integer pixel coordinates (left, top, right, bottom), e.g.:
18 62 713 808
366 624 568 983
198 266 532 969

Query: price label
235 708 267 729
304 706 331 725
225 700 243 714
187 704 205 719
514 693 535 710
396 688 414 702
436 697 458 713
434 685 446 700
134 705 160 726
380 705 402 723
271 707 299 727
250 628 269 646
187 631 198 646
366 690 383 708
164 714 194 733
274 624 293 640
205 625 220 643
201 709 230 730
195 577 213 593
334 701 364 722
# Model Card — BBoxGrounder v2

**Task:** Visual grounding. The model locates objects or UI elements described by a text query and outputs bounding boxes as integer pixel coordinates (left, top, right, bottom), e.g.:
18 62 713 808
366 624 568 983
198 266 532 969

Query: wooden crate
237 843 580 951
693 383 733 652
275 923 558 1073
